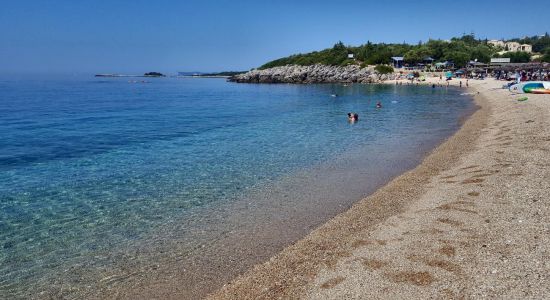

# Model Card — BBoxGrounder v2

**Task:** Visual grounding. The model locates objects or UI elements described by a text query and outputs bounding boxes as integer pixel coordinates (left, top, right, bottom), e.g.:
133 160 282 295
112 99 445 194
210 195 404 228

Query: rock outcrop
229 64 387 84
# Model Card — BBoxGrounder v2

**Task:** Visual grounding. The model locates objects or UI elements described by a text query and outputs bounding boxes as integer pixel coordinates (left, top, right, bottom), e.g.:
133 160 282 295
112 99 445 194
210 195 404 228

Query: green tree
425 39 448 61
469 45 493 63
374 65 394 74
542 48 550 62
445 51 470 68
532 33 550 53
508 51 531 63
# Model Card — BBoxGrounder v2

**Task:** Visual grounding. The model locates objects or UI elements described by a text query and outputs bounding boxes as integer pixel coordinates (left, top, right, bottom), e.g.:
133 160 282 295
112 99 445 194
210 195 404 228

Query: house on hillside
520 44 532 53
488 40 532 53
506 42 521 52
488 40 505 48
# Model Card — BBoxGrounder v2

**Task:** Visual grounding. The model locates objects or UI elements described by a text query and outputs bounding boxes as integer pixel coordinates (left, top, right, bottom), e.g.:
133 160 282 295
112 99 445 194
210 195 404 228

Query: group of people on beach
395 81 420 86
495 70 549 82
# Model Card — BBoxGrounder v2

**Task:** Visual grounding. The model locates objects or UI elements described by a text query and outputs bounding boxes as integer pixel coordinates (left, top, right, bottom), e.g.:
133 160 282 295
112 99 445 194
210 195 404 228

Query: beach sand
209 77 550 299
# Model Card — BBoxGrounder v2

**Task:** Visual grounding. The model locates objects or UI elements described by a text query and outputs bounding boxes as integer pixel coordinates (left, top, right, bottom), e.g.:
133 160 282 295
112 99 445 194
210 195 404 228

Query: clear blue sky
1 0 548 74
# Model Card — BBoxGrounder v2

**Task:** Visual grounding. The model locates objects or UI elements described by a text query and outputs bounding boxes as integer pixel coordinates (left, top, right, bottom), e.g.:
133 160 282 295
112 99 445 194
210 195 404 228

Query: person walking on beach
466 79 469 87
459 81 462 88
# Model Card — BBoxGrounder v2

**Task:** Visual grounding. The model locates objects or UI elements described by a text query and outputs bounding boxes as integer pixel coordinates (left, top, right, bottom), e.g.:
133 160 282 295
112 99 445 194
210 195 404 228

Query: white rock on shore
229 64 387 84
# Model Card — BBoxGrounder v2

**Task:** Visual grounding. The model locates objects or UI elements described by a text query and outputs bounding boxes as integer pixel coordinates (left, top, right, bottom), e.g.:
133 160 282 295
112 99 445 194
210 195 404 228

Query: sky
1 0 548 75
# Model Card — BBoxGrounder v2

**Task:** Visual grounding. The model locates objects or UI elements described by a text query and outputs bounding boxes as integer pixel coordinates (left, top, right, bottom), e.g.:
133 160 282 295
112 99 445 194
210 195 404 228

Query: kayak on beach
509 81 550 94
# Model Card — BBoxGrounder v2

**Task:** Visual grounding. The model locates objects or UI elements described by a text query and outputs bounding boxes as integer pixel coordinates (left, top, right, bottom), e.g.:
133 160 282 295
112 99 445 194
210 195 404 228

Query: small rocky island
95 72 166 77
143 72 165 77
228 64 389 84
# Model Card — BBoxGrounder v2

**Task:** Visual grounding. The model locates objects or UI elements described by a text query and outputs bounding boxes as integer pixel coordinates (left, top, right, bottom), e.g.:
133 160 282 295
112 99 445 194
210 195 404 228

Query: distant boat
509 81 550 94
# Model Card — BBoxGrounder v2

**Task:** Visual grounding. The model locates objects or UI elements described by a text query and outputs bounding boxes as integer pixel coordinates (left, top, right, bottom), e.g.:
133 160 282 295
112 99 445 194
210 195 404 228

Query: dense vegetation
259 34 550 70
374 64 394 74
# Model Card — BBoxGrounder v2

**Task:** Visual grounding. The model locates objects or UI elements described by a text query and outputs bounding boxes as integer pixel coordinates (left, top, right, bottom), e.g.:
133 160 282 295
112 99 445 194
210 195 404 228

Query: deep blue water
0 76 474 298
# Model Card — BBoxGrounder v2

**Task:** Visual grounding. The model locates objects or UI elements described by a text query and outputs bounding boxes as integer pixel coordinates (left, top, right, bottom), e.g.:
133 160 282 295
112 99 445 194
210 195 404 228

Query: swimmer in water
376 101 382 109
348 112 358 123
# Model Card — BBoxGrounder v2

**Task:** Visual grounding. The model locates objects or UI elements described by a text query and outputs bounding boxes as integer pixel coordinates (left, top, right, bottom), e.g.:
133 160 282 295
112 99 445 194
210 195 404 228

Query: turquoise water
0 76 474 298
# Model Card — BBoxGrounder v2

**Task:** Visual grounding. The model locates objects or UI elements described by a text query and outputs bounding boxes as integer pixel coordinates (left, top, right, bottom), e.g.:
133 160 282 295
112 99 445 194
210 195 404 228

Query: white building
506 42 521 52
520 44 532 53
488 40 505 48
489 40 532 53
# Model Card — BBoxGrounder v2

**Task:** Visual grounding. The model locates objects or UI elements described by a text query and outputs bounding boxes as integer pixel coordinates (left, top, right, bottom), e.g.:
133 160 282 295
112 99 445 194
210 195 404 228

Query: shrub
374 65 394 75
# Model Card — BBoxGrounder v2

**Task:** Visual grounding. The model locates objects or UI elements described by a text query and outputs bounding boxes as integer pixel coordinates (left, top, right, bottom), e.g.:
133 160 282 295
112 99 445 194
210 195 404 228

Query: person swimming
347 112 359 122
376 101 382 109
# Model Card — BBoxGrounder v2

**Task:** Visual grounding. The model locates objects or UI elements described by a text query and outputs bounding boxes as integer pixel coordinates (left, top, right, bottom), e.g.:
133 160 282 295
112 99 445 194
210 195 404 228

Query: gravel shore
209 78 550 299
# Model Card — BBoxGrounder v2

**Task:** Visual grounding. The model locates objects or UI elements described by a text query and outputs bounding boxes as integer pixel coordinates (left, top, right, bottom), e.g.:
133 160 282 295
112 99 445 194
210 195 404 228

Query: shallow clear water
0 76 474 298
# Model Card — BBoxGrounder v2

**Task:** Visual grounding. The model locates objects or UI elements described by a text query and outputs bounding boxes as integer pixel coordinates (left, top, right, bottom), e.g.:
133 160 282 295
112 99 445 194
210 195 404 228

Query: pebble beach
209 77 550 299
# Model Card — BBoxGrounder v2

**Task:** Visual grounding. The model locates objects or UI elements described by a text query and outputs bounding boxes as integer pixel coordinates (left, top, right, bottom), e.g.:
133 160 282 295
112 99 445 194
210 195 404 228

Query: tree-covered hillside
259 34 550 70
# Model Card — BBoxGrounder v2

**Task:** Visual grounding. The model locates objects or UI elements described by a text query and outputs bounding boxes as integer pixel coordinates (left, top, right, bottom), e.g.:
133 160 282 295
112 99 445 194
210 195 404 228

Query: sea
0 76 475 298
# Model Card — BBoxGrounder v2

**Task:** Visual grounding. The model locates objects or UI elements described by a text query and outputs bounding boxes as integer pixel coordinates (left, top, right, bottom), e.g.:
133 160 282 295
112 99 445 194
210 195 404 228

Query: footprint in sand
439 245 456 257
461 177 484 184
385 271 435 286
437 203 477 214
351 239 373 249
320 276 345 289
437 218 463 227
407 255 461 274
361 258 389 270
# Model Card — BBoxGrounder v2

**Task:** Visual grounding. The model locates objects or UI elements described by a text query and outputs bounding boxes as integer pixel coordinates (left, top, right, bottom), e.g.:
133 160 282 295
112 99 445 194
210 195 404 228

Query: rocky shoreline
228 64 389 84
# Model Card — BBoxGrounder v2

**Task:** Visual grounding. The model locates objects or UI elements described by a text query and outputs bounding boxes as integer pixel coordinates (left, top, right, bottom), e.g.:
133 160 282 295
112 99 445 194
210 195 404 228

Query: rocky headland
229 64 390 84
